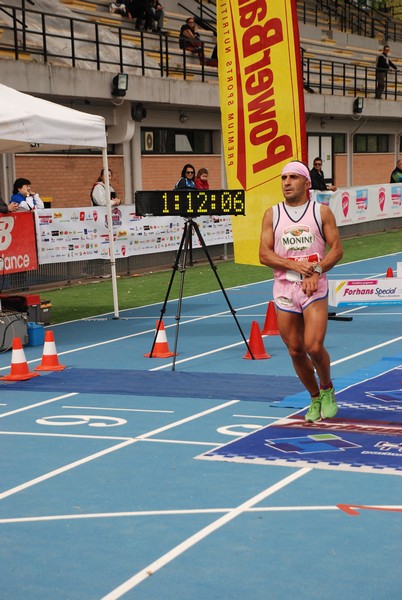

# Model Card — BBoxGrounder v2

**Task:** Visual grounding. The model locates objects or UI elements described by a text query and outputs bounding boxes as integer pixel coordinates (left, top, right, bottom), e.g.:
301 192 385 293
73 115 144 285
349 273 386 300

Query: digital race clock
135 190 245 217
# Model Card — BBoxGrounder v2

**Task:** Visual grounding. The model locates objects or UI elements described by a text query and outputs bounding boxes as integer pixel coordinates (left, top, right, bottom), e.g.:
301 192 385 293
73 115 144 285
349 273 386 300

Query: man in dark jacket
309 158 337 192
375 45 397 99
390 158 402 183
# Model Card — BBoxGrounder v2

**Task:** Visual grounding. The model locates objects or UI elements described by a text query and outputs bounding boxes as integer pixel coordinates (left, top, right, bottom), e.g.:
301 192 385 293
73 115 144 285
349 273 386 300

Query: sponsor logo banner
329 279 402 307
34 207 232 264
217 0 307 265
0 212 37 273
312 182 402 224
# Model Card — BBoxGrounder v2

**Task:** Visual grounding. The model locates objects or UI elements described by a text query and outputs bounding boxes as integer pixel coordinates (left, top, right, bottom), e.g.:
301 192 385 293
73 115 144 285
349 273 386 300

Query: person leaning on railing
309 158 337 192
375 45 397 100
390 158 402 183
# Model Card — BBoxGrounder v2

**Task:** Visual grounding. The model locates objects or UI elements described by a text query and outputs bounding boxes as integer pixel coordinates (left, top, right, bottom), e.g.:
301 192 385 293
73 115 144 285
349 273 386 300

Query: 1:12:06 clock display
135 190 245 217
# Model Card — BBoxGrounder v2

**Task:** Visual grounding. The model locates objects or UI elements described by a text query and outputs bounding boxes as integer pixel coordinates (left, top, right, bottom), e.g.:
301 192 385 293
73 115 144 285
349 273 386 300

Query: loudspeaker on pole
243 321 271 360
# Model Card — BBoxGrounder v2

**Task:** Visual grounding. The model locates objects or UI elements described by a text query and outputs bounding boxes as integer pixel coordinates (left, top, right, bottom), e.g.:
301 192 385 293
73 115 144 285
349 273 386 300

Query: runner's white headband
281 161 311 186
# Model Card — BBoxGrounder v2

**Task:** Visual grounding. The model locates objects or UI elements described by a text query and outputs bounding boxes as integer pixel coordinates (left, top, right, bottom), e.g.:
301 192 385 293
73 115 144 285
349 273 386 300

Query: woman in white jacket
91 169 122 206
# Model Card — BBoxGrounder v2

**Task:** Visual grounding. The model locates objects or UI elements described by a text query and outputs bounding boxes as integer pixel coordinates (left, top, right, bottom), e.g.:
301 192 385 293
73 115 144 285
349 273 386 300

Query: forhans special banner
217 0 307 265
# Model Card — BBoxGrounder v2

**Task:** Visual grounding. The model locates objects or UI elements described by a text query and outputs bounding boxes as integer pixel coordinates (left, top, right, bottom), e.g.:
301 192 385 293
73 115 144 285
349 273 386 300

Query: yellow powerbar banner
217 0 307 265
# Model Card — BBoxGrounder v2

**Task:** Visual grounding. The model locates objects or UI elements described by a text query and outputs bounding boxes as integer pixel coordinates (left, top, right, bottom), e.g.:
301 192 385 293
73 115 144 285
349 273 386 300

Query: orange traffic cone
0 337 40 381
35 330 66 371
262 301 280 335
386 267 394 278
145 320 176 358
243 321 271 360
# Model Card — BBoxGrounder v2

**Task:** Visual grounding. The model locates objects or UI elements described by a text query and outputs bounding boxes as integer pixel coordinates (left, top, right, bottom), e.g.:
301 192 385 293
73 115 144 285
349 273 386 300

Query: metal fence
1 244 231 293
302 53 401 99
0 1 218 81
299 0 402 42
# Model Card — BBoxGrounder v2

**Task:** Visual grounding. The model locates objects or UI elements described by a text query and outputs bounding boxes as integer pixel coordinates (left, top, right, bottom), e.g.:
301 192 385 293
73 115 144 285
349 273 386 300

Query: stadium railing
298 0 402 43
0 2 218 81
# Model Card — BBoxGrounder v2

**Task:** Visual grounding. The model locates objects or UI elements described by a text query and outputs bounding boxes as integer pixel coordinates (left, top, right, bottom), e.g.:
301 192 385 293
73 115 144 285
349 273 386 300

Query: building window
333 134 346 154
141 128 213 154
353 134 389 153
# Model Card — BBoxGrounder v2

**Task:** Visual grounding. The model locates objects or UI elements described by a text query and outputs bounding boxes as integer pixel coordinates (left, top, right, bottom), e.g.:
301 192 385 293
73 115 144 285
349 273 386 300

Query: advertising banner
217 0 307 265
34 207 232 265
0 212 38 273
311 183 402 225
329 278 402 307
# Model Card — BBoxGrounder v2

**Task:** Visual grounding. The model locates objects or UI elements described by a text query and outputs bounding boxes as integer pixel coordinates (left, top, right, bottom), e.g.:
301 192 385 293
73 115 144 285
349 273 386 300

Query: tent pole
102 148 120 319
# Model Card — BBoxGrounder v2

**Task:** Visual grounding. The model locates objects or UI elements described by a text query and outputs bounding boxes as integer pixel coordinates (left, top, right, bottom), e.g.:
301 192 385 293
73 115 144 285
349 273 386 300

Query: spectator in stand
195 167 209 189
149 0 164 32
130 0 154 31
175 164 196 189
10 178 44 211
309 157 337 192
179 17 204 61
109 0 128 16
375 45 397 100
390 158 402 183
91 169 122 206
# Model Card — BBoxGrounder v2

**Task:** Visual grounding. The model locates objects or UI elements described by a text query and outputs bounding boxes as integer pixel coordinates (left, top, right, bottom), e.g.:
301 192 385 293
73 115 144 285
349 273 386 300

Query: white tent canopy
0 83 119 317
0 83 107 151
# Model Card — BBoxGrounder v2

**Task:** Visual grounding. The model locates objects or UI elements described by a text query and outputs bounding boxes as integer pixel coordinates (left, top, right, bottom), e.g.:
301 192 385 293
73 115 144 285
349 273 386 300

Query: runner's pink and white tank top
273 200 326 282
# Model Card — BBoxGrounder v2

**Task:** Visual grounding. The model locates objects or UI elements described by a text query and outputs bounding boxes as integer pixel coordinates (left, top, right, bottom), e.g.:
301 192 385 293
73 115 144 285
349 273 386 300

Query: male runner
259 160 344 422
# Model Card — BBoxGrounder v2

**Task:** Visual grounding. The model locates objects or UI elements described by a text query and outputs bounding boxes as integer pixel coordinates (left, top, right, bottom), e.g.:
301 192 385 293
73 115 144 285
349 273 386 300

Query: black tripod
148 217 255 370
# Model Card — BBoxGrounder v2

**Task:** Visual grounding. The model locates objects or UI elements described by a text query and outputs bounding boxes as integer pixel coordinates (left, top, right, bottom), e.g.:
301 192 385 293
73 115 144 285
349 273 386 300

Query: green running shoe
320 387 338 419
305 398 322 422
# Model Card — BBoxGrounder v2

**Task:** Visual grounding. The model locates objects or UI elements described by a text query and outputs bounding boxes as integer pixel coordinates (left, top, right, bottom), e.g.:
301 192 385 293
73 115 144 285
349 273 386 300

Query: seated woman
91 169 122 206
179 18 204 60
10 178 44 211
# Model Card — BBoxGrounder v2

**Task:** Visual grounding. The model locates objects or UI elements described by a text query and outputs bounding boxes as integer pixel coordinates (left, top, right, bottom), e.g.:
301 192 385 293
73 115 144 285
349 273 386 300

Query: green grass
45 229 402 323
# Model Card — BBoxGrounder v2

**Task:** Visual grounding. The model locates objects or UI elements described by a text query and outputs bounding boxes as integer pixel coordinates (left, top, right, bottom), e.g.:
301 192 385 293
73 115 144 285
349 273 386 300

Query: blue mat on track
274 355 402 409
198 363 402 475
1 368 304 403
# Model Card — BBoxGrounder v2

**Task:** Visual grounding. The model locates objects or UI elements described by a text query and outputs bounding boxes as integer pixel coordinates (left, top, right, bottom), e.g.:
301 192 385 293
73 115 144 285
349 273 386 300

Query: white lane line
0 400 238 500
232 414 280 419
62 405 174 414
0 438 136 500
331 336 402 366
149 341 246 371
100 468 311 599
140 438 218 446
0 393 78 419
0 431 133 441
0 504 357 524
0 304 266 371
